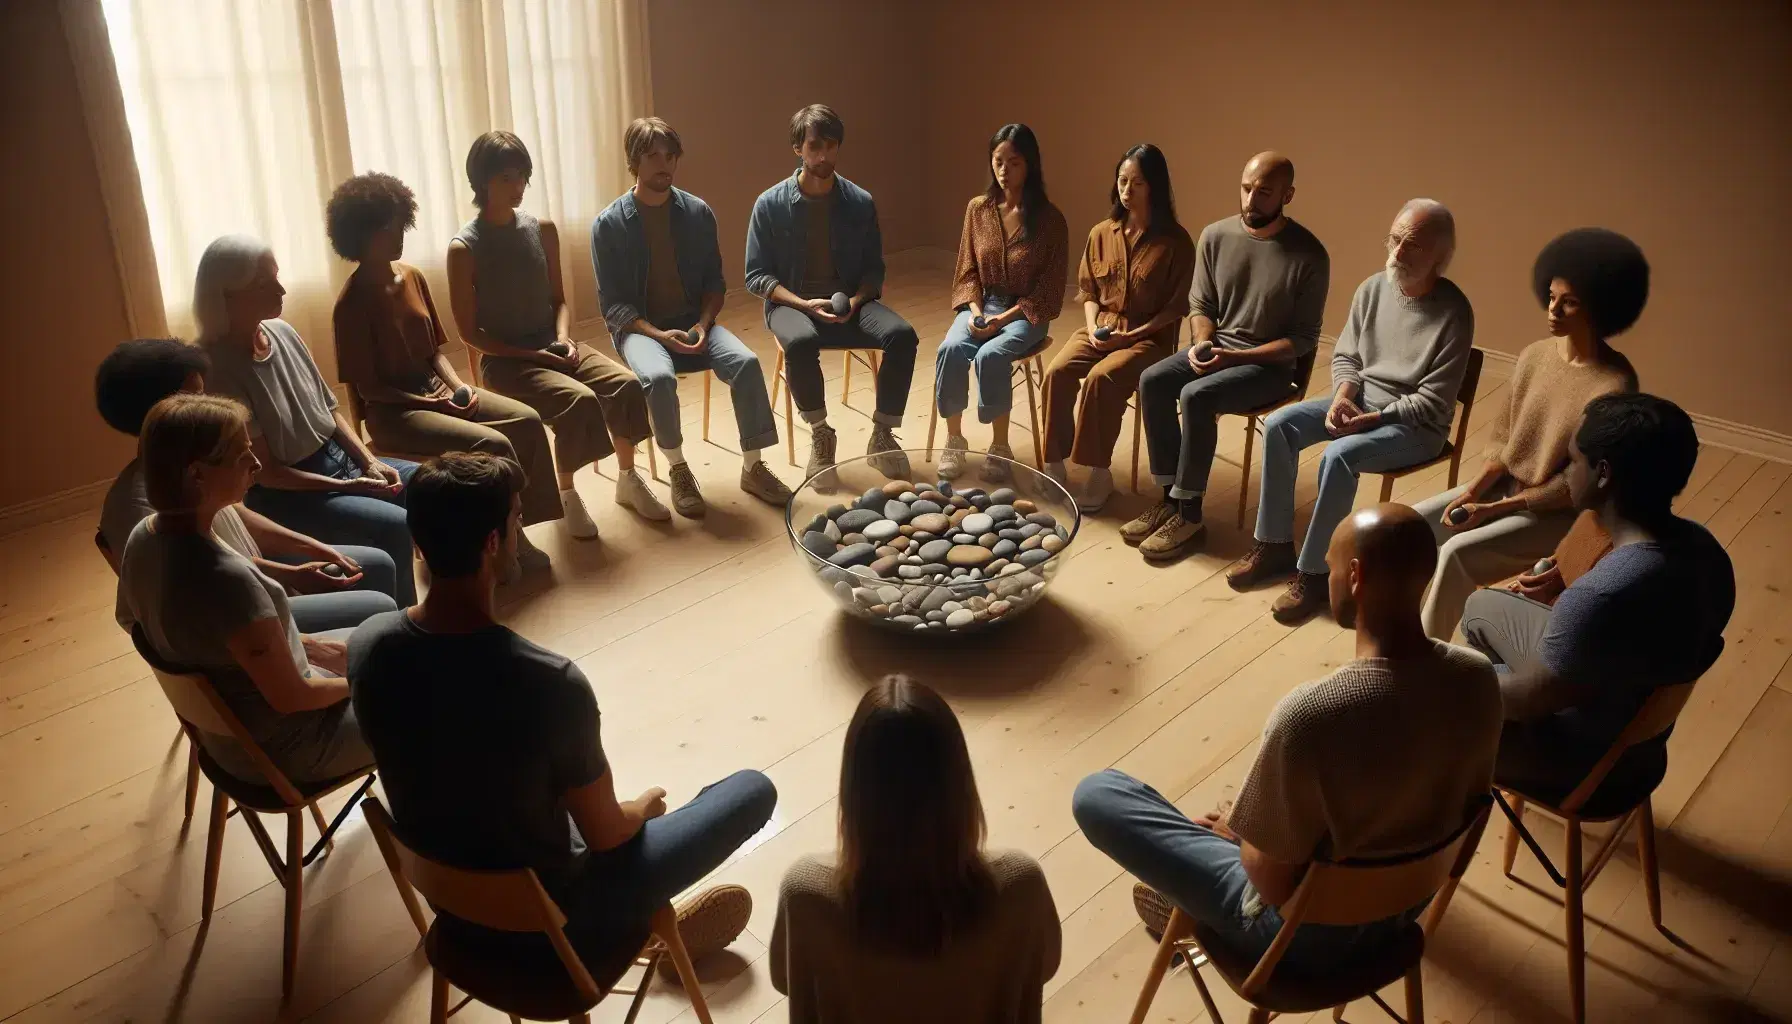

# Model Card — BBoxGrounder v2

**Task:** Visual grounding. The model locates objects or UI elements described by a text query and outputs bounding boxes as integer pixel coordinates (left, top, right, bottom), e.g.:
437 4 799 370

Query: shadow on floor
826 595 1104 700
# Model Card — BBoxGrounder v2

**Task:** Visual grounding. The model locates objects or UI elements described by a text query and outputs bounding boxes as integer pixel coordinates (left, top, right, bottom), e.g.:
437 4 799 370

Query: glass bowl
784 449 1081 635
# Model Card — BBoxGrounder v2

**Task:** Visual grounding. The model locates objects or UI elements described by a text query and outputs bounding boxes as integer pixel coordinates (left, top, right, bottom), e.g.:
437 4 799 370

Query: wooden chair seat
1191 919 1425 1014
1503 743 1669 823
194 744 376 812
425 924 604 1022
1374 347 1485 503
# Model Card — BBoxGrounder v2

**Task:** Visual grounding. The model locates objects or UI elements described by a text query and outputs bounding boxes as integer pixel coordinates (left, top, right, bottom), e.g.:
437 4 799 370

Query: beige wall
922 0 1792 435
646 0 931 292
0 0 136 511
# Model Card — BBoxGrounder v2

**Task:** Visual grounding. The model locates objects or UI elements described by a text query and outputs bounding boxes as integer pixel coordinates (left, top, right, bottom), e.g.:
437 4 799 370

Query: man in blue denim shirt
592 118 792 517
745 104 918 480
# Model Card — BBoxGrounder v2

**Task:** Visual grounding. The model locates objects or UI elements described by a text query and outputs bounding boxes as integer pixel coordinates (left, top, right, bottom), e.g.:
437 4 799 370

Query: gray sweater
1331 272 1475 437
1189 215 1330 356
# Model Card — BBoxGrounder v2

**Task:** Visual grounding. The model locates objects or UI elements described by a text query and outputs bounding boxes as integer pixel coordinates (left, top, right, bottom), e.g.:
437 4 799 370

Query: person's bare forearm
769 283 810 311
239 506 329 559
697 292 724 329
434 353 469 391
554 295 572 341
1186 315 1216 346
332 411 380 469
1227 338 1296 365
256 461 350 491
1083 300 1100 336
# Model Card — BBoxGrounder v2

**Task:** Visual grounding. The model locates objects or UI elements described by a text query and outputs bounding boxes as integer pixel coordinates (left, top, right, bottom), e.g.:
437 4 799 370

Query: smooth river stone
827 542 877 567
935 481 954 497
925 610 947 623
907 499 943 516
1024 512 1057 528
941 601 963 614
863 519 901 542
898 565 927 580
978 533 999 548
989 599 1011 616
998 528 1025 542
918 539 954 562
868 555 901 577
891 615 922 626
985 558 1010 573
960 512 994 535
1018 548 1053 568
949 495 971 509
876 586 903 605
836 508 882 534
818 566 851 586
947 544 994 567
857 487 887 511
945 608 976 628
1041 534 1065 553
799 531 836 559
969 493 991 510
825 503 849 520
881 480 913 497
804 512 828 533
823 519 842 542
910 512 952 534
951 534 978 544
1019 523 1044 539
898 491 918 502
917 490 947 504
921 587 954 613
841 533 866 547
1020 535 1042 550
1012 499 1037 515
989 487 1017 505
985 504 1017 524
882 500 912 524
990 539 1017 559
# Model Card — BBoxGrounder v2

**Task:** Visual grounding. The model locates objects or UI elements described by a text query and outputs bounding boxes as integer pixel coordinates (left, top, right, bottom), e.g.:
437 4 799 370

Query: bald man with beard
1125 152 1330 560
1075 504 1500 972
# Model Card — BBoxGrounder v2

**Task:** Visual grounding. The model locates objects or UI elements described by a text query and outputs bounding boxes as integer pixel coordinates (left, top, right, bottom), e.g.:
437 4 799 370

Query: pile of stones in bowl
798 478 1070 630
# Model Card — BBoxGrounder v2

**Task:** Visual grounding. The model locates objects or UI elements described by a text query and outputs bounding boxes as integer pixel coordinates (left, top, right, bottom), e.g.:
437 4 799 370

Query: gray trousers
616 320 779 453
1414 479 1577 640
1138 351 1299 501
767 300 919 427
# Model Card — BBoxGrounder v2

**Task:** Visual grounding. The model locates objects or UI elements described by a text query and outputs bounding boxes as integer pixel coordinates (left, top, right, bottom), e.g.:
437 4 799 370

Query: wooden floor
2 267 1790 1023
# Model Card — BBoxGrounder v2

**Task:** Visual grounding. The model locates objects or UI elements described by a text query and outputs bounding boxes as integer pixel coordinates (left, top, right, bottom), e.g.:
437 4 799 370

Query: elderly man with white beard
1227 199 1475 625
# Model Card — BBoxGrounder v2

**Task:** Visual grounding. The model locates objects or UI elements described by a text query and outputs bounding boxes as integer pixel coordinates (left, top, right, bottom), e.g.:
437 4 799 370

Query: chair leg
1130 403 1141 493
1128 907 1190 1024
1565 820 1586 1024
784 362 797 467
1247 1009 1273 1024
1379 474 1395 502
648 439 659 482
429 970 450 1024
183 737 200 826
926 394 939 456
770 350 782 410
283 810 304 1000
308 802 334 856
841 350 852 405
701 372 711 443
1502 794 1526 877
1637 800 1663 929
653 903 714 1024
1237 415 1255 529
1332 1004 1347 1021
1406 963 1426 1024
200 788 228 921
1025 362 1044 468
568 1015 588 1024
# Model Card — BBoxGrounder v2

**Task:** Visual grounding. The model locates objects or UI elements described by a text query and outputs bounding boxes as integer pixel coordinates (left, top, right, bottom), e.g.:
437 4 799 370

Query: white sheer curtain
85 0 650 378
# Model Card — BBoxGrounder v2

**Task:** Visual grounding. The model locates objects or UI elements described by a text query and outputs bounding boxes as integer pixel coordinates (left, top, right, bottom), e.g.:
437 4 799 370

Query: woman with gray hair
194 234 420 604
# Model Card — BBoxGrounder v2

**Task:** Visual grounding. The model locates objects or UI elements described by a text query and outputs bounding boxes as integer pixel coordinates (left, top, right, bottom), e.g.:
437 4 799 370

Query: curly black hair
325 172 417 261
1532 228 1650 339
95 338 211 436
1576 392 1697 520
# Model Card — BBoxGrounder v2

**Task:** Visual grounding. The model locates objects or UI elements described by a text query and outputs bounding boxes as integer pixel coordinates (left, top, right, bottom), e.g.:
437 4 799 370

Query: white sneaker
615 468 672 522
560 488 600 539
1076 466 1114 513
515 529 552 571
937 435 970 479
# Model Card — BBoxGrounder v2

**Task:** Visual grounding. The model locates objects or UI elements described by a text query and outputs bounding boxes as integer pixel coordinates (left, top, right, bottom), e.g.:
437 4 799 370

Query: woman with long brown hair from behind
771 675 1060 1023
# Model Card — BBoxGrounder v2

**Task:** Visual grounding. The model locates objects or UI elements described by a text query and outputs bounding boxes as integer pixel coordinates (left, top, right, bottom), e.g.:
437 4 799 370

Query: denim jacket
744 170 886 323
590 187 726 337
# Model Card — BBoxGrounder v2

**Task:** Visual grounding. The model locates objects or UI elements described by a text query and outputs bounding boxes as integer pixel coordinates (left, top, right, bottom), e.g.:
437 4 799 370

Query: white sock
663 446 686 467
742 448 763 468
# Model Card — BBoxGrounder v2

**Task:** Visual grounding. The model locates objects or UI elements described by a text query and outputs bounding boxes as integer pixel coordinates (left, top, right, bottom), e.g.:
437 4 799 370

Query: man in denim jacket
592 117 792 517
745 104 918 480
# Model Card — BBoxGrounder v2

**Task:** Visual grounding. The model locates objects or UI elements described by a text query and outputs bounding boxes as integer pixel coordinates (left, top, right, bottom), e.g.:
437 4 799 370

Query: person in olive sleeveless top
447 132 665 537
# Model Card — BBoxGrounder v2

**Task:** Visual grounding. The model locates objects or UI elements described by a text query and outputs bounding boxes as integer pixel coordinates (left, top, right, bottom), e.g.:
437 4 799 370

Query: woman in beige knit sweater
1416 228 1647 639
771 676 1060 1023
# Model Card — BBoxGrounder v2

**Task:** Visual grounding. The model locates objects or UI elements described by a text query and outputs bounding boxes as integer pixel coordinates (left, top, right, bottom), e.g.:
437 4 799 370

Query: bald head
1240 151 1296 230
1325 504 1438 630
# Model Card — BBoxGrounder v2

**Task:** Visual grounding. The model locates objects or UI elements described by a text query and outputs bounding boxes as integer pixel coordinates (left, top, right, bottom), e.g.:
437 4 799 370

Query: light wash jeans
1072 769 1420 971
1253 398 1445 575
617 318 780 453
933 296 1050 423
245 439 419 604
286 543 400 631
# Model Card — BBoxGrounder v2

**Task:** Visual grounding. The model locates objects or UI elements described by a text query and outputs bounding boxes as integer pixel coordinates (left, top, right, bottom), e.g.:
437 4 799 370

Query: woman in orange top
1041 144 1195 512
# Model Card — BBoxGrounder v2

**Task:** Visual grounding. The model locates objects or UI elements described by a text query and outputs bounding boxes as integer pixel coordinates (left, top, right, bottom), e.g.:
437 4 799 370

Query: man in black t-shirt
349 452 776 982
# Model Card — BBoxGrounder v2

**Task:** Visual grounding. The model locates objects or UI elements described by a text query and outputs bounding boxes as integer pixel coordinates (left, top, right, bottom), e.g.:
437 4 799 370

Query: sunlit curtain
81 0 650 379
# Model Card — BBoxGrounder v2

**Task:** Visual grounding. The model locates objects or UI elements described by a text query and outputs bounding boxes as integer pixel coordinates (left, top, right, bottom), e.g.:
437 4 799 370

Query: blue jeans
1253 398 1445 574
1072 769 1418 971
933 297 1050 423
285 543 401 631
617 319 779 453
245 439 419 605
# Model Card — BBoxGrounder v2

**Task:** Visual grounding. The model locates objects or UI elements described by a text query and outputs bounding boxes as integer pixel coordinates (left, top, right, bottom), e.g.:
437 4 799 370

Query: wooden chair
770 348 883 466
1130 799 1492 1024
343 388 437 465
98 529 203 827
362 797 716 1024
923 335 1056 468
129 626 378 999
1495 673 1711 1023
1374 347 1485 502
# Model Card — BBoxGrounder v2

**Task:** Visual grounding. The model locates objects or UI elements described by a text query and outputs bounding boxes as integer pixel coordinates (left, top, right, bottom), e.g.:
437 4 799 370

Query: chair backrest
360 797 601 1004
1240 797 1493 996
95 528 120 576
128 624 308 806
1560 677 1703 813
1451 348 1486 449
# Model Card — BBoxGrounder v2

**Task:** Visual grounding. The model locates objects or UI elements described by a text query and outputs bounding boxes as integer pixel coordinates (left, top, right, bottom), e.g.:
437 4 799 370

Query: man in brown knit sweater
1075 504 1500 969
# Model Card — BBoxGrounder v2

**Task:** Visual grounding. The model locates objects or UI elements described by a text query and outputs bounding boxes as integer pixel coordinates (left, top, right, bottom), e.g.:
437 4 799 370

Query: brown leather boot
1226 540 1296 591
1271 571 1330 625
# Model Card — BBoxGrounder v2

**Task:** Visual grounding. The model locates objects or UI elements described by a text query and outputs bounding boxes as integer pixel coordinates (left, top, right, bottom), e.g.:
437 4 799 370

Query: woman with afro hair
326 171 564 577
1414 227 1647 639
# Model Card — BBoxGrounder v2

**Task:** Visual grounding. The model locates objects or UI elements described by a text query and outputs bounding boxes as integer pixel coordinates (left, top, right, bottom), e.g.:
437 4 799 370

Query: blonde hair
192 234 274 341
139 394 249 514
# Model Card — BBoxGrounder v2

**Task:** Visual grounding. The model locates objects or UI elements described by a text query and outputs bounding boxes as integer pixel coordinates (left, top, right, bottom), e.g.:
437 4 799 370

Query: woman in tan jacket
771 676 1060 1023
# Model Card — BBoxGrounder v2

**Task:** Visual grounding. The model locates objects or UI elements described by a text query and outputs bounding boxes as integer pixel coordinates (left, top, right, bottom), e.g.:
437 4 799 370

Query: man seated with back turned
1461 393 1734 796
348 452 778 984
1074 503 1501 970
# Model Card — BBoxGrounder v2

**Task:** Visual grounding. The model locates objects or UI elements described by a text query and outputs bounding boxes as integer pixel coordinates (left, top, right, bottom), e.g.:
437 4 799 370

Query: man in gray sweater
1229 199 1475 624
1125 152 1330 560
